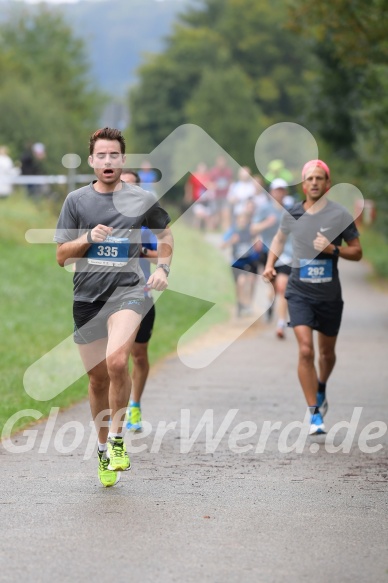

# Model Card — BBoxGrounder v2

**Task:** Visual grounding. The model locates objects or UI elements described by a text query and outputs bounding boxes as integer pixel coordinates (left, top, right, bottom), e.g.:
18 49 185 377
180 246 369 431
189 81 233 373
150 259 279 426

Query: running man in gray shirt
263 160 362 436
54 127 173 487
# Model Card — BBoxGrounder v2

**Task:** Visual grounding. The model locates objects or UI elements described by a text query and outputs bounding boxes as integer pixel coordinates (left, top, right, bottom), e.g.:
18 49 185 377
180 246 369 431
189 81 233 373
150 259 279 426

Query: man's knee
132 353 149 368
320 347 336 363
131 345 149 369
106 354 129 379
299 343 314 363
89 372 109 394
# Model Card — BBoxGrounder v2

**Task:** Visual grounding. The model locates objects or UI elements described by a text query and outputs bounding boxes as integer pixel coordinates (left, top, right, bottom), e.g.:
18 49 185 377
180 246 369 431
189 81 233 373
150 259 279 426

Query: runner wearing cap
263 160 362 435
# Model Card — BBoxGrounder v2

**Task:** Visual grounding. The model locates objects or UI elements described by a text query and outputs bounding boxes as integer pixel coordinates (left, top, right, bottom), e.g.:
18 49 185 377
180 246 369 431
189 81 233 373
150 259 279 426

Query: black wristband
87 230 94 244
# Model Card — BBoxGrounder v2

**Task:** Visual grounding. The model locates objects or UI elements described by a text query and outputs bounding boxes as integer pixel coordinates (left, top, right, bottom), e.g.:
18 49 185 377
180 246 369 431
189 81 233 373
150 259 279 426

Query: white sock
98 442 107 452
108 431 124 440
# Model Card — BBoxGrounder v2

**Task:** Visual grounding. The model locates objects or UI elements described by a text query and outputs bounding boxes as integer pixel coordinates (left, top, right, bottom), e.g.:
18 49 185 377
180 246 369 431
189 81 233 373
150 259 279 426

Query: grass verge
359 226 388 286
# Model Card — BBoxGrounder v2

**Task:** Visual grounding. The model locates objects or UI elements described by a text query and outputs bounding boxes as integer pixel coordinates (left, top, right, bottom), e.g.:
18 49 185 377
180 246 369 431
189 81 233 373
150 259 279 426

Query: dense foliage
0 6 104 172
288 0 388 236
130 0 388 236
129 0 316 169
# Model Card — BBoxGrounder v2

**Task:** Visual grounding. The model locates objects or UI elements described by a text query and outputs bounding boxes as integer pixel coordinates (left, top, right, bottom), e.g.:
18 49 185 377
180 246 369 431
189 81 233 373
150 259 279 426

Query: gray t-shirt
54 181 170 302
280 199 359 301
253 201 293 265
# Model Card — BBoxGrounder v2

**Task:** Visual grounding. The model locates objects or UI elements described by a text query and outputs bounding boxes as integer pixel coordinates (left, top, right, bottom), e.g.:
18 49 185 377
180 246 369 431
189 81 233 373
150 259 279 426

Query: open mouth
103 169 114 176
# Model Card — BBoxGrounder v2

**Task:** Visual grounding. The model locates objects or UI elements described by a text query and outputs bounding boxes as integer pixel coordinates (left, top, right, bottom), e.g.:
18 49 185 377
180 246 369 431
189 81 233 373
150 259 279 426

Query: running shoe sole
101 472 121 487
309 425 326 436
126 423 142 432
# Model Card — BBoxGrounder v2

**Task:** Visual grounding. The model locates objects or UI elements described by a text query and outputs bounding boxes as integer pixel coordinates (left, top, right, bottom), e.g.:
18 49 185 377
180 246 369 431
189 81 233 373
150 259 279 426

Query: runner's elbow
350 248 363 261
56 249 66 267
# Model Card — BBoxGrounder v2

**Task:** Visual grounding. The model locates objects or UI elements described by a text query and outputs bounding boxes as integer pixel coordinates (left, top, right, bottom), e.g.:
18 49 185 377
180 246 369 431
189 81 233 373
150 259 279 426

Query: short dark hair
121 169 140 184
89 127 126 155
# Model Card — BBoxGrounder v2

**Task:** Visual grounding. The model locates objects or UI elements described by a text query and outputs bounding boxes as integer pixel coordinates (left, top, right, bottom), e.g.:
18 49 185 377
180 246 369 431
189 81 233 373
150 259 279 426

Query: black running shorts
73 296 144 344
135 297 155 344
286 293 344 337
231 259 259 280
275 263 291 276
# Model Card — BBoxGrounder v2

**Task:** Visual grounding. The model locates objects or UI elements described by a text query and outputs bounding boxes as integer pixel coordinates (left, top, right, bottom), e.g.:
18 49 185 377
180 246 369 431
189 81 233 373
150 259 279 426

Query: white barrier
10 175 94 185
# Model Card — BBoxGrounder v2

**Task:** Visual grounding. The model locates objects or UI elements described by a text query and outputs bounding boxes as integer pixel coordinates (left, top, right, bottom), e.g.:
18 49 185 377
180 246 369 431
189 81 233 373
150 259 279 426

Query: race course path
0 260 387 583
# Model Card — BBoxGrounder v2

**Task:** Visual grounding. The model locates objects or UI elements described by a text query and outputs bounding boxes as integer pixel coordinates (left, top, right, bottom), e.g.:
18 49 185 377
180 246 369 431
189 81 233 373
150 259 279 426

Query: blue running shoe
309 412 326 435
317 392 328 417
126 405 142 432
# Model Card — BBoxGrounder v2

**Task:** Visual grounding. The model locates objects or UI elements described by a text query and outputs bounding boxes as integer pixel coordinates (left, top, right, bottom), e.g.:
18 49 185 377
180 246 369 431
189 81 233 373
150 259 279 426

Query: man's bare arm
250 214 277 235
313 234 362 261
262 229 287 281
56 224 112 267
147 226 174 291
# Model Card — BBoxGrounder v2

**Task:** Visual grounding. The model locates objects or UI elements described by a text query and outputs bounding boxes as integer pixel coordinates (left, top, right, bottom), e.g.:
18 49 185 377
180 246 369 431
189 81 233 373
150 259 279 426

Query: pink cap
302 159 330 180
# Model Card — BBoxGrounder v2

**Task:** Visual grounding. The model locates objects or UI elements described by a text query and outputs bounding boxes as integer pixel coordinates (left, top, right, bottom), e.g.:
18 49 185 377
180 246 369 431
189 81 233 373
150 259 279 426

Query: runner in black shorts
73 296 144 344
222 212 260 317
263 160 362 435
121 169 158 432
286 294 343 337
54 128 173 487
251 178 293 338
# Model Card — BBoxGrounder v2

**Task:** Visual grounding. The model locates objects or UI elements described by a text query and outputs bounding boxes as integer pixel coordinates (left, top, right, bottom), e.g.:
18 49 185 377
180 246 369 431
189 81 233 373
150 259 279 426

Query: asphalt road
1 260 387 583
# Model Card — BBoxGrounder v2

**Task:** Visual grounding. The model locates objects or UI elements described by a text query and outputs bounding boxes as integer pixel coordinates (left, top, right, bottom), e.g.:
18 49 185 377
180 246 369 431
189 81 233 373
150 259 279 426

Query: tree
288 0 388 236
185 65 263 167
288 0 388 68
129 24 226 153
0 5 104 171
129 0 316 163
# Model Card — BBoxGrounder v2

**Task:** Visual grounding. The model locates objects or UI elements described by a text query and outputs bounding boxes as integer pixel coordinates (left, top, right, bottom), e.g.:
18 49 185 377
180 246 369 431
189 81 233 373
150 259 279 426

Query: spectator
20 142 46 198
0 146 17 199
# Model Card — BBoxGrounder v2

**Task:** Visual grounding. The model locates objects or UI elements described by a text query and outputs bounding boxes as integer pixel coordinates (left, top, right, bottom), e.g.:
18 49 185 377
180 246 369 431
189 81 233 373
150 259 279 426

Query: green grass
359 226 388 281
0 192 234 435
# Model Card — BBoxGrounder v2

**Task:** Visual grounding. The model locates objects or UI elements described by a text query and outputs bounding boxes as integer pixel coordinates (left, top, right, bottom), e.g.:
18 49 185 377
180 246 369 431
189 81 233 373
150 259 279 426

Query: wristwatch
332 245 340 256
156 263 170 276
141 246 148 256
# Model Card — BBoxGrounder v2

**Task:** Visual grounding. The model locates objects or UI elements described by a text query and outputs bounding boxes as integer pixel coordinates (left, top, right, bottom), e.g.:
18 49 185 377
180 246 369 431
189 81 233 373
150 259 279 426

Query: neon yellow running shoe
98 450 120 487
107 437 131 471
126 405 142 432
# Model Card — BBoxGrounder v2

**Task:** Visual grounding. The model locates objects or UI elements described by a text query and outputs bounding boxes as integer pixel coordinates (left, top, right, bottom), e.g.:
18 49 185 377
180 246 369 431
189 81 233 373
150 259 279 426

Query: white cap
270 178 288 190
32 142 45 155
